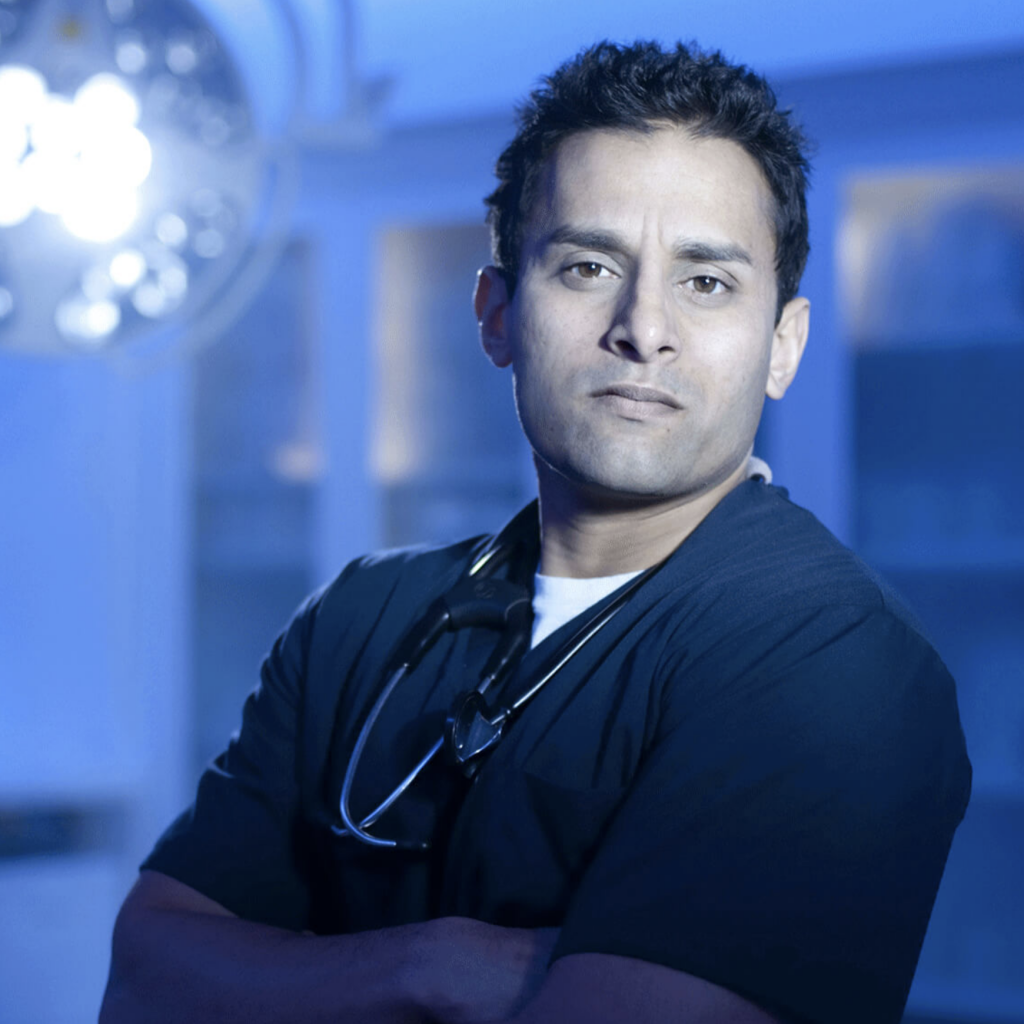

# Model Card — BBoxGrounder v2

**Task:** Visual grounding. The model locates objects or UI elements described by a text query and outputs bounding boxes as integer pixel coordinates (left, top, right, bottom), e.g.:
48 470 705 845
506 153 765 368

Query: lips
593 383 683 409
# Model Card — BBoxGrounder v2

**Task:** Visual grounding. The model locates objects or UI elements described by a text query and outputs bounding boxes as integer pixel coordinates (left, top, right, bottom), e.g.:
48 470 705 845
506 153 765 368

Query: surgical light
0 0 289 358
0 69 151 243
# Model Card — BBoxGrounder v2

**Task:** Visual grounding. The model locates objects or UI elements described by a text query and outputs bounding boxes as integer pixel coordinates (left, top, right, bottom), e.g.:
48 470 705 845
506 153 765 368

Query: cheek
692 331 773 419
511 308 578 393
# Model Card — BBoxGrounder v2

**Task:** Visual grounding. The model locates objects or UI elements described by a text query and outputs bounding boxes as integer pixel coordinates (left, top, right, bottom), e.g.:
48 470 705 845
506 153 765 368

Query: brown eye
575 261 604 278
692 275 720 293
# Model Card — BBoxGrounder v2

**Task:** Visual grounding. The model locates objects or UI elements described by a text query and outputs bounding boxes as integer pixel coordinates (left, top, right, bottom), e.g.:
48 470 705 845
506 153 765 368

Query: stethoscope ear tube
334 661 432 849
387 599 453 675
333 546 531 849
333 539 665 849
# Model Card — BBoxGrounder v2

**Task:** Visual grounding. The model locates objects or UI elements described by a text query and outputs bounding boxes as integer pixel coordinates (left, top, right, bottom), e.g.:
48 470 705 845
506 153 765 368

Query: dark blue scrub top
144 480 972 1024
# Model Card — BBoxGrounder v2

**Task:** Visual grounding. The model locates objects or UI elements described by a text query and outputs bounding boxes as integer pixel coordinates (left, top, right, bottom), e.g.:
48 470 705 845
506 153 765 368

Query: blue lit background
1 2 1023 1021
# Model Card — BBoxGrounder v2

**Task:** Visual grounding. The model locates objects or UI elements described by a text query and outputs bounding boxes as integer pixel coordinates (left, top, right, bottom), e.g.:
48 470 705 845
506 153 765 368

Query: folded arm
504 953 783 1024
100 870 557 1024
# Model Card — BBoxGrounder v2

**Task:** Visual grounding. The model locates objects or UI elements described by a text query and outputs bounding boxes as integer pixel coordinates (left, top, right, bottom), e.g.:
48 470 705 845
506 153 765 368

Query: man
101 41 971 1024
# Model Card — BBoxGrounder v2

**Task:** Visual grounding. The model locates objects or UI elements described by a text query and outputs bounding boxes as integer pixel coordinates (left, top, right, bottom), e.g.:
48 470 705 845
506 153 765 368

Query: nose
606 267 680 363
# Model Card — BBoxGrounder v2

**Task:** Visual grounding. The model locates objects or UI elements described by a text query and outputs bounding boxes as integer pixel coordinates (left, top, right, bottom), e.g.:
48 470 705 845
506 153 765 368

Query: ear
765 296 810 400
474 266 513 368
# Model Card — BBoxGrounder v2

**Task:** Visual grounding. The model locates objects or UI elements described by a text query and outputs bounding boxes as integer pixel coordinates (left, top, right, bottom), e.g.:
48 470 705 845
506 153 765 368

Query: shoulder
652 481 966 767
290 533 488 644
662 479 929 645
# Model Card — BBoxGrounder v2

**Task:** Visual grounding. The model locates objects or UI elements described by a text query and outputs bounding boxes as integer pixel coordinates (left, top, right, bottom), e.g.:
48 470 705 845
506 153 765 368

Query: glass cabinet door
841 169 1024 1018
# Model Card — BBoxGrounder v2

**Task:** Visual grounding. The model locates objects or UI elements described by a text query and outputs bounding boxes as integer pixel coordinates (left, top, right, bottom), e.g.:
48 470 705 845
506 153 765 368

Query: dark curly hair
484 40 812 321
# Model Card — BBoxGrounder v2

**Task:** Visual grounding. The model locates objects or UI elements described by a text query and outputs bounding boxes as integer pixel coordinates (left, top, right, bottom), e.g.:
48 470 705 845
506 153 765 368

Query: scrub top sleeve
551 606 971 1024
141 587 325 931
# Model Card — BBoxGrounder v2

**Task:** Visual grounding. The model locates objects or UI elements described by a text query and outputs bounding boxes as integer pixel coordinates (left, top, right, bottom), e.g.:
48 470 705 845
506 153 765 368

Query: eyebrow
541 226 754 267
675 240 754 267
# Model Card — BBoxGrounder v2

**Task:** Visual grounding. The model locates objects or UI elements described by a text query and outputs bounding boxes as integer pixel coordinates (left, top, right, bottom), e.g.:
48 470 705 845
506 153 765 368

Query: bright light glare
0 163 34 226
56 296 121 343
109 249 147 288
0 114 28 164
62 183 138 243
132 251 188 318
74 73 140 127
22 152 77 215
0 66 48 125
85 300 121 336
2 70 153 242
0 286 15 320
79 125 152 185
30 97 83 157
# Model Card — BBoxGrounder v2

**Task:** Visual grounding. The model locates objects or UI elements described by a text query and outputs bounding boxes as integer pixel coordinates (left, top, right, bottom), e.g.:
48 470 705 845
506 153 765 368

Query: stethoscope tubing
504 564 657 714
332 540 663 849
332 540 507 848
334 664 443 848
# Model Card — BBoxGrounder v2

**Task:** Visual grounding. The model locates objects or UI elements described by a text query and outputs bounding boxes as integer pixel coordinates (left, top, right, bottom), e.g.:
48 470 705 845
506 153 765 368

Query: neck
535 460 751 578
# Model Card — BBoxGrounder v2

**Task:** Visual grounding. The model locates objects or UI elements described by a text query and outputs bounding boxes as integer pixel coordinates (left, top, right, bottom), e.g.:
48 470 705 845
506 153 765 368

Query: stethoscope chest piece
444 691 509 775
333 528 663 848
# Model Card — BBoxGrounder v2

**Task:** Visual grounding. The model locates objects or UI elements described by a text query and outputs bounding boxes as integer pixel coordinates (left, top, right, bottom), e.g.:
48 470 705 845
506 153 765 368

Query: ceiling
197 0 1024 137
360 0 1024 125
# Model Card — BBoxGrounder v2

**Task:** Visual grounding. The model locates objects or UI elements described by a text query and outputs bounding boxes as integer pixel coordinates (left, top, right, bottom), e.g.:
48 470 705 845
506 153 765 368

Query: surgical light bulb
109 249 147 289
79 124 152 186
0 163 34 227
0 65 48 125
0 113 28 165
74 73 140 127
22 151 77 215
30 97 82 157
56 296 121 343
62 183 138 243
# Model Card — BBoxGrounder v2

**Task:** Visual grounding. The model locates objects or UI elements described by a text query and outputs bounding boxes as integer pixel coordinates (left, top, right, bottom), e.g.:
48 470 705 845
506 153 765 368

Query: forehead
524 126 777 260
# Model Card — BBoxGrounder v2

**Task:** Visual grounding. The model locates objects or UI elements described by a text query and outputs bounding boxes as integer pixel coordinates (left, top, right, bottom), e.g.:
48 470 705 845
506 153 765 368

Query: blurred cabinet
191 240 320 776
371 223 532 548
841 170 1024 1019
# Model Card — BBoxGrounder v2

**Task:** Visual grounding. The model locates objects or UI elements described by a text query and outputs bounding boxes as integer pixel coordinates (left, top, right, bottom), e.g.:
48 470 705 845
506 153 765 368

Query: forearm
100 904 429 1024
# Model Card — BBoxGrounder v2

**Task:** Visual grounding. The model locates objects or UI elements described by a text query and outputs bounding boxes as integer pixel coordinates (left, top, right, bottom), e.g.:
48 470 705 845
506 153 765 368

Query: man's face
478 125 807 508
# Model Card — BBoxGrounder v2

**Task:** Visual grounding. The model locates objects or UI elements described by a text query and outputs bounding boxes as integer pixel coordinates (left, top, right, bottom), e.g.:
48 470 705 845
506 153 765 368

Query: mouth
593 383 683 409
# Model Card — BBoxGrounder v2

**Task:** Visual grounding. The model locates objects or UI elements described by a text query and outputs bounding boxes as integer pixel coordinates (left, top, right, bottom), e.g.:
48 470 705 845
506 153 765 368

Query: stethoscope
331 534 663 851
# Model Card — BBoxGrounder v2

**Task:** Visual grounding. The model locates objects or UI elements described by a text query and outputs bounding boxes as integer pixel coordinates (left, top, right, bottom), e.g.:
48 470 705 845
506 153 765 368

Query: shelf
862 541 1024 574
852 332 1024 355
967 778 1024 804
906 977 1024 1023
